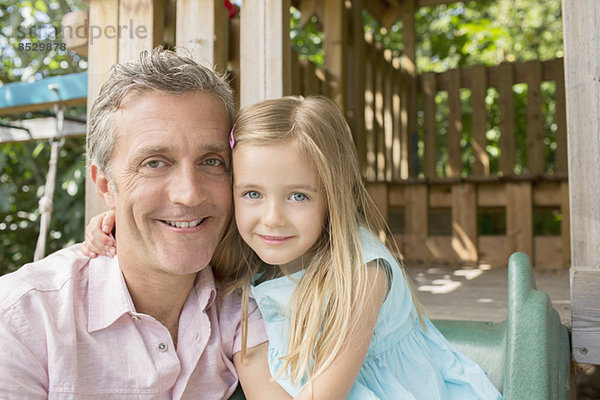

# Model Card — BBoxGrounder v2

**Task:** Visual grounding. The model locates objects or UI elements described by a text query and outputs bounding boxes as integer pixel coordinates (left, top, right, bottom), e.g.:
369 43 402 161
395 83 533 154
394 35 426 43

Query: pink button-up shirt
0 245 267 399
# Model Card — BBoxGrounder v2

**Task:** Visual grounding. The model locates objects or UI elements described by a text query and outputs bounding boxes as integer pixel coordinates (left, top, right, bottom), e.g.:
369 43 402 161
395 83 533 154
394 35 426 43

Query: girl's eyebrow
233 183 320 193
285 184 320 193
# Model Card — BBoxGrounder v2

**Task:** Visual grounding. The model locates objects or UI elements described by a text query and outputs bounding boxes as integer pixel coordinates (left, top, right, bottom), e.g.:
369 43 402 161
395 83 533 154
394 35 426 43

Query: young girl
83 96 502 400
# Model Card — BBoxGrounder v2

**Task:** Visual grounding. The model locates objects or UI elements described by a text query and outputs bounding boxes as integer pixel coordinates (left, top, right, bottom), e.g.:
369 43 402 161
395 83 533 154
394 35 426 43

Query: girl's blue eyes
245 191 261 199
290 193 307 201
242 191 308 201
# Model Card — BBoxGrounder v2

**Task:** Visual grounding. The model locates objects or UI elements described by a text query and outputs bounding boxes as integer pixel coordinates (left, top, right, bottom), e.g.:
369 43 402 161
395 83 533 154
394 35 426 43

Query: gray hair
87 47 235 173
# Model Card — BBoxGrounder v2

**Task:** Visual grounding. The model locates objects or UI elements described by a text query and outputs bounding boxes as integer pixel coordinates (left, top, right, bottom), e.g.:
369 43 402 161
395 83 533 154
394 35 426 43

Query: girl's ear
90 165 117 209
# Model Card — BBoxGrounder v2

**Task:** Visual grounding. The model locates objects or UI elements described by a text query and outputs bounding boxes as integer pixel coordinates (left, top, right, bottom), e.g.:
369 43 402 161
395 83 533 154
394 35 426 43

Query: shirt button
157 342 168 352
131 315 140 321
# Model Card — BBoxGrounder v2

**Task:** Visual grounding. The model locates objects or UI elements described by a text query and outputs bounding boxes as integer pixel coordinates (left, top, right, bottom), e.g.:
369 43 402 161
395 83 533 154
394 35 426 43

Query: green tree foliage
1 0 88 274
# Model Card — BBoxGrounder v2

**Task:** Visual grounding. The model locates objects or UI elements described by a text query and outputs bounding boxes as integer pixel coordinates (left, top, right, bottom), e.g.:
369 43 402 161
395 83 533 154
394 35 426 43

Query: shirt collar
193 266 217 312
88 255 135 333
87 257 218 333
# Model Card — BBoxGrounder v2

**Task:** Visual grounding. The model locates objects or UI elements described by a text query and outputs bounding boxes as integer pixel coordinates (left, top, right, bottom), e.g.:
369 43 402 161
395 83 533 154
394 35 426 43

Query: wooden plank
375 55 385 181
446 68 462 178
425 236 459 263
560 182 570 268
571 267 600 363
364 43 376 181
497 62 515 176
239 0 291 107
0 118 85 143
506 182 533 259
391 69 402 181
554 61 568 175
322 0 346 110
532 181 562 206
471 65 489 176
452 183 478 262
524 60 544 175
384 62 394 181
229 16 241 108
400 0 417 177
176 0 228 70
533 236 563 269
422 72 438 178
290 53 301 96
85 0 119 224
428 185 451 208
300 59 319 96
477 183 506 207
345 0 366 175
366 182 388 241
388 185 405 207
563 0 600 362
403 184 429 261
118 0 162 63
478 236 508 267
399 68 410 179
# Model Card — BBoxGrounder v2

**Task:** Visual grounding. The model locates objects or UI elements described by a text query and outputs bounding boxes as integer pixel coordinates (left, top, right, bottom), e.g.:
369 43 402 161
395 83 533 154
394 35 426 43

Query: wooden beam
563 0 600 364
176 0 229 70
85 0 119 224
346 0 366 175
0 118 85 143
117 0 163 63
239 0 291 108
322 0 346 110
400 0 417 177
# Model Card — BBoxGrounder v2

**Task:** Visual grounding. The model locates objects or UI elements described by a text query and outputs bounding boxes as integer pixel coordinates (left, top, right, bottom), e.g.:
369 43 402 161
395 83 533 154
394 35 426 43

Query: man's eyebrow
202 142 230 153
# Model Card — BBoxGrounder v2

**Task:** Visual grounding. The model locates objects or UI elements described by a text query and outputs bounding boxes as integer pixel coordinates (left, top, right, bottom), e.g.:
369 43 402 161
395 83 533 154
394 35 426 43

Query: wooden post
562 0 600 364
322 0 346 110
506 182 533 262
400 0 417 177
498 62 515 177
452 183 477 263
471 65 489 176
346 0 366 175
446 68 462 178
524 60 544 175
422 72 438 178
239 0 291 108
117 0 163 63
176 0 229 70
85 0 164 223
85 0 119 224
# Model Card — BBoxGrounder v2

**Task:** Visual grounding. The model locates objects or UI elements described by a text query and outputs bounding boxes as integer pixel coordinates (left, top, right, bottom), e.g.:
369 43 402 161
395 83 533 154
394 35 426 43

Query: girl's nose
262 199 285 227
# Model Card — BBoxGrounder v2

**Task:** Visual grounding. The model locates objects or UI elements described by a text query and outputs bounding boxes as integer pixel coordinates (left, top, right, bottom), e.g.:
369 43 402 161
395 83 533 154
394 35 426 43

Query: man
0 48 267 399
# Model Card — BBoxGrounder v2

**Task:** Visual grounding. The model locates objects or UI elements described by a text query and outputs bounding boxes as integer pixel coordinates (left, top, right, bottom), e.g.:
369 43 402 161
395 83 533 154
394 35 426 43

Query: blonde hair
213 95 423 387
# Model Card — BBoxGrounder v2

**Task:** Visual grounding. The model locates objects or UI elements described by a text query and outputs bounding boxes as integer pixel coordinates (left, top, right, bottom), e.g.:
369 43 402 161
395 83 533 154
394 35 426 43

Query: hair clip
229 123 236 149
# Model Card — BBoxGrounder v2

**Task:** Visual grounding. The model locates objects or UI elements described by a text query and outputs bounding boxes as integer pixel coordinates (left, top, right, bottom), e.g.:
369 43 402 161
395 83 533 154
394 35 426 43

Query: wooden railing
290 41 569 268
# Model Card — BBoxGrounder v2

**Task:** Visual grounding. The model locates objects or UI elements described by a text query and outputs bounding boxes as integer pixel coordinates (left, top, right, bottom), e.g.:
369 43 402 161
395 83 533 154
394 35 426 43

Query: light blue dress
250 228 503 399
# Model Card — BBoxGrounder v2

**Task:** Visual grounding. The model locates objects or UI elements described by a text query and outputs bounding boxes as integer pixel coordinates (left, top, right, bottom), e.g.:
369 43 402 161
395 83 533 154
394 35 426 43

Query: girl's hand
80 211 116 258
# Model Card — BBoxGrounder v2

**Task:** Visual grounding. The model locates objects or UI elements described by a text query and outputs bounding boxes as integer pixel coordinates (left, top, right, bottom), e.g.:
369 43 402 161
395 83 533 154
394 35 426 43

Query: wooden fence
288 39 569 268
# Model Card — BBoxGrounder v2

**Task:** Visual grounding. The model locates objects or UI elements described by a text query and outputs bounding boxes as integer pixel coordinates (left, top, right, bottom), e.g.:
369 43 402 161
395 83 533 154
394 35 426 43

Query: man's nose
168 163 206 206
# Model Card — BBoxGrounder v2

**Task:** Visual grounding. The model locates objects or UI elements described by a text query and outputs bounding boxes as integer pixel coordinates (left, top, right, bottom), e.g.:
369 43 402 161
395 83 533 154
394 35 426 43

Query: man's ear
91 164 117 209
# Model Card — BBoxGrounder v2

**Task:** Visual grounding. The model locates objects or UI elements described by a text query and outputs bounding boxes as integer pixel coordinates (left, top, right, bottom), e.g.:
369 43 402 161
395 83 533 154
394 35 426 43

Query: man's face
94 90 232 278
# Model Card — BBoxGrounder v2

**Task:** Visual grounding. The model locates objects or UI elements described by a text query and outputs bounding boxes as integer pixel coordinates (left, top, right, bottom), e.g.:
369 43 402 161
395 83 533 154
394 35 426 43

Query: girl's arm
295 263 388 400
80 210 116 258
233 342 293 400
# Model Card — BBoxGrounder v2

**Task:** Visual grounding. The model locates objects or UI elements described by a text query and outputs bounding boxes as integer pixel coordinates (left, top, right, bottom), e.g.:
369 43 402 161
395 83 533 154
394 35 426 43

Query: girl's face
233 139 327 273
